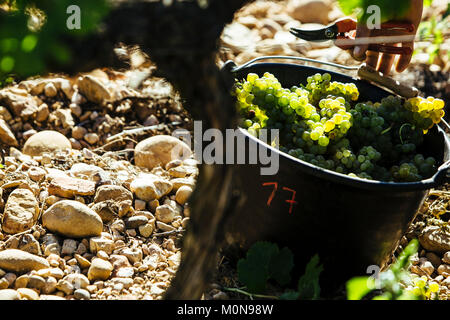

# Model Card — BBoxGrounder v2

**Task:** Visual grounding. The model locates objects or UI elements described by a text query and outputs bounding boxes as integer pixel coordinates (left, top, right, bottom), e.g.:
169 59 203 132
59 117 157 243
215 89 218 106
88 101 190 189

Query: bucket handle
228 55 419 98
434 159 450 186
229 55 360 72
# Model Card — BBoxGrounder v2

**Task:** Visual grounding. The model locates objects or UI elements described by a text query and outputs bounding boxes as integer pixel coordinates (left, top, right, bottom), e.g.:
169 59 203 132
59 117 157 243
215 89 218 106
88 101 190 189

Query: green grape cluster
233 72 445 182
390 154 436 182
404 96 445 132
305 73 359 105
349 102 385 146
234 72 355 155
407 275 440 299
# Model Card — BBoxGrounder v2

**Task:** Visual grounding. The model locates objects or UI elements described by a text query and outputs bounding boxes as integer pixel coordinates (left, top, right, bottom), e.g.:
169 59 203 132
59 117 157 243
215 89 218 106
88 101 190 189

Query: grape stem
380 124 394 135
223 287 280 300
398 123 413 145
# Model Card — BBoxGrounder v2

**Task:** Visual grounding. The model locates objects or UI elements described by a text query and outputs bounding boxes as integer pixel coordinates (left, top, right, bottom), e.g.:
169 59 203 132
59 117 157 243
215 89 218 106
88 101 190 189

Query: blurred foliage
237 241 294 294
0 0 110 84
346 239 441 300
337 0 411 23
417 3 450 64
235 241 323 300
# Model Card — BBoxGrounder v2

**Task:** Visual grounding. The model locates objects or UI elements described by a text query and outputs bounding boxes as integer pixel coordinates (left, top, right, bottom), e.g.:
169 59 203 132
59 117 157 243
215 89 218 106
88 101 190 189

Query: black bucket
220 57 450 293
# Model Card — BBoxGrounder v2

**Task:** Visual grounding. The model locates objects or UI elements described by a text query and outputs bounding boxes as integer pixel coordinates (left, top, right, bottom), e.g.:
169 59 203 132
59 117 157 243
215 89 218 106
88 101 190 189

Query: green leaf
346 276 374 300
423 0 433 7
269 247 294 286
443 3 450 19
337 0 363 15
391 239 418 272
338 0 412 23
237 241 279 294
279 290 300 300
297 254 323 300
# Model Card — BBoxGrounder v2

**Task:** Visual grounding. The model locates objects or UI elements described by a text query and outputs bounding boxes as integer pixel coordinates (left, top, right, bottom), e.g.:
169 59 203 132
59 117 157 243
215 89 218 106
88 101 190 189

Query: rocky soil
402 187 450 299
0 67 198 300
0 0 448 301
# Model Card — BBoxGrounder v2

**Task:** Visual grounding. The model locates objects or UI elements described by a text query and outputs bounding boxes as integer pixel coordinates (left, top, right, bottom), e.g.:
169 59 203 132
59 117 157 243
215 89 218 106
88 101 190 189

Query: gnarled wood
55 0 252 299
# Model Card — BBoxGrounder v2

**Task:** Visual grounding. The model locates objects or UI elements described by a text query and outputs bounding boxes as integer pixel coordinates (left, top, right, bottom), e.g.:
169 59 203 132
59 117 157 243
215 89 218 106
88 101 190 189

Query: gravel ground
0 0 448 301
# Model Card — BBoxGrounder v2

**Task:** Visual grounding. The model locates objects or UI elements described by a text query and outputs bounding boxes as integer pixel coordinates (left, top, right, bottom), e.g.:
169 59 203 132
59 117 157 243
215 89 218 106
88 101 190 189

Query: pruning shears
290 18 415 55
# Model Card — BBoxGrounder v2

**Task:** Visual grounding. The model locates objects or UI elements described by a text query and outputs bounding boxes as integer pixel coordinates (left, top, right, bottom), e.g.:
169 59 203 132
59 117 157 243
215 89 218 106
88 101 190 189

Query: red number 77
262 182 297 214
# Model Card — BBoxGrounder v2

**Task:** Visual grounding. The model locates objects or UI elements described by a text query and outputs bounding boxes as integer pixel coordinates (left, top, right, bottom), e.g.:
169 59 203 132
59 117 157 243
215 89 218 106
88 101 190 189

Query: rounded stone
27 275 46 290
71 126 87 140
74 288 90 300
155 204 177 224
124 216 149 229
419 226 450 254
443 251 450 264
64 274 90 290
0 289 19 300
27 166 46 182
23 130 71 157
84 133 99 145
138 223 154 238
134 135 192 169
130 174 173 201
42 200 103 238
2 188 39 234
94 185 133 203
88 258 113 281
77 75 112 104
175 186 193 205
0 249 49 273
44 82 58 97
17 288 40 300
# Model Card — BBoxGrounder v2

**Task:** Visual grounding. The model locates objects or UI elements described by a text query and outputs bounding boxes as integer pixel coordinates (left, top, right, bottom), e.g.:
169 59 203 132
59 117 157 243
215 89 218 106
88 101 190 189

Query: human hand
351 0 423 75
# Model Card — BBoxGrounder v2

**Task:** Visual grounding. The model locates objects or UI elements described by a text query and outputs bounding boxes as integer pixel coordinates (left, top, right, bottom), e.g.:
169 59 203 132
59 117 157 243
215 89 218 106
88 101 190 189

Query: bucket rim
239 127 449 191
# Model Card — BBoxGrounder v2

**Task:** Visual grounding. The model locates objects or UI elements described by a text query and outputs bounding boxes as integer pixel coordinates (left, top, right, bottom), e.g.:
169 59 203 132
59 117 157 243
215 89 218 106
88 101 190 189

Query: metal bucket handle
435 118 450 184
229 55 360 73
229 55 418 98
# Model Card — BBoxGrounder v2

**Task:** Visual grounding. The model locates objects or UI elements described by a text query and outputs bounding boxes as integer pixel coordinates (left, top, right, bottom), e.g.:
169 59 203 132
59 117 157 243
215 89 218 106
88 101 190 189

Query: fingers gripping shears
290 18 415 55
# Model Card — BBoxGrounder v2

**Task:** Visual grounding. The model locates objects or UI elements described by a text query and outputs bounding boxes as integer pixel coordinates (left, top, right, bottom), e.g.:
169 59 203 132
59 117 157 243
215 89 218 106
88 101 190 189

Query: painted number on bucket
262 182 278 206
282 187 297 214
262 182 298 214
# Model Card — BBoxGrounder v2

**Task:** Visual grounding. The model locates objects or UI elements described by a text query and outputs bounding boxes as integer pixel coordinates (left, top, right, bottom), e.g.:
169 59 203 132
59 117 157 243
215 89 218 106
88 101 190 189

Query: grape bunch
233 72 446 182
407 275 440 299
404 96 445 132
390 154 437 182
305 72 359 105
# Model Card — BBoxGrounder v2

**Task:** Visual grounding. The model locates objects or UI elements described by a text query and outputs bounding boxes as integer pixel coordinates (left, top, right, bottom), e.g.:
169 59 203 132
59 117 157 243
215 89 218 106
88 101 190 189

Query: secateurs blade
290 18 415 55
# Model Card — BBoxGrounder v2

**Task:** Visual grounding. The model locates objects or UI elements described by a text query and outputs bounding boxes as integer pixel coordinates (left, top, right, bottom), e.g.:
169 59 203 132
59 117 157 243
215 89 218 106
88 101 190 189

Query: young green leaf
337 0 412 23
346 276 374 300
391 239 418 272
297 254 323 300
237 242 279 294
423 0 433 7
269 247 294 286
337 0 362 15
